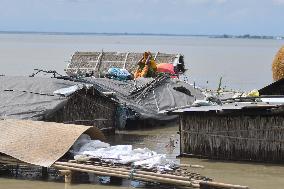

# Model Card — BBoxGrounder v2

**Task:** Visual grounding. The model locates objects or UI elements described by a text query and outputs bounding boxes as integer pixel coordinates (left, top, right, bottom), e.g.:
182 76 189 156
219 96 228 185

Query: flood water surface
0 33 283 90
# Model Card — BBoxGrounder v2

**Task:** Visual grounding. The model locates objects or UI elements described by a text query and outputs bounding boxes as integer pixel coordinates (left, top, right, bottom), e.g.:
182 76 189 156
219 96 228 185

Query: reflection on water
1 122 284 189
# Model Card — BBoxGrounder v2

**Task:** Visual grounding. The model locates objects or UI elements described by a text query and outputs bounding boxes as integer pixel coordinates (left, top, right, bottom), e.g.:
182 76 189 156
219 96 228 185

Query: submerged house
83 76 205 128
167 99 284 163
0 51 204 130
0 76 117 131
0 75 204 130
62 51 203 128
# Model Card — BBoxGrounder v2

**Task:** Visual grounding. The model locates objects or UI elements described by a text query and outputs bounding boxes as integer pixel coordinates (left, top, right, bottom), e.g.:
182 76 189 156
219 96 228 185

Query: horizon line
0 30 283 38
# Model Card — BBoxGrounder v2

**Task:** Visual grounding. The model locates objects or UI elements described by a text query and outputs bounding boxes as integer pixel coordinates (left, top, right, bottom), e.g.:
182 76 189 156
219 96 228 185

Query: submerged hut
168 100 284 163
44 86 117 130
0 76 117 131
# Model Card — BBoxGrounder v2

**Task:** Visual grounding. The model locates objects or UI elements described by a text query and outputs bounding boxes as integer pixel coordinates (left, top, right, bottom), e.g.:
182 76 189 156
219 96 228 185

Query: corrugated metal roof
166 101 281 114
0 119 105 167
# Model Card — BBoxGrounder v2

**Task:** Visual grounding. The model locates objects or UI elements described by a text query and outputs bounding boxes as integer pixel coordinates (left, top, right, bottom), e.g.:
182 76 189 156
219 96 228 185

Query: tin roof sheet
166 102 281 114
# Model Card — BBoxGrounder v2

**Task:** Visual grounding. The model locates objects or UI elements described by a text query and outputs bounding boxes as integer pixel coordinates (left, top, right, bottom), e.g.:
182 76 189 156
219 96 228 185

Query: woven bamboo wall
66 51 176 77
45 87 117 130
180 113 284 162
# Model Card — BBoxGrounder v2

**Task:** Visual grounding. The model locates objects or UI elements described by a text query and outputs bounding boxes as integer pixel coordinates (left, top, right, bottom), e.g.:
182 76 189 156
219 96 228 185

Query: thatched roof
272 46 284 81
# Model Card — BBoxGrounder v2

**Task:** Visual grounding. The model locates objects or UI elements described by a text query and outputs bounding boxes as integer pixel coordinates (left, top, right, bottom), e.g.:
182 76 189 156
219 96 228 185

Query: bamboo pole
55 163 195 185
54 164 199 187
0 159 29 166
55 162 200 181
180 164 205 169
59 170 73 183
0 160 18 165
55 161 195 182
54 163 249 189
199 181 249 189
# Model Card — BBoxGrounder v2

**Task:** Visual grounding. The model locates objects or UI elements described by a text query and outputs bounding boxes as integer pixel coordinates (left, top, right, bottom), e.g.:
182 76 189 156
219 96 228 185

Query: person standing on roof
134 52 157 78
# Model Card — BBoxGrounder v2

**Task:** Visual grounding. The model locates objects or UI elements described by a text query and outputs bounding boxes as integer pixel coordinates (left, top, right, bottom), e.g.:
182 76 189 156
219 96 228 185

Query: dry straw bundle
272 46 284 81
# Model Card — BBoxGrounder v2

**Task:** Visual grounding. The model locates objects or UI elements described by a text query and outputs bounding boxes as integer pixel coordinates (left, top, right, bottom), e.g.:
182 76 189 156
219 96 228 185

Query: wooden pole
42 167 48 180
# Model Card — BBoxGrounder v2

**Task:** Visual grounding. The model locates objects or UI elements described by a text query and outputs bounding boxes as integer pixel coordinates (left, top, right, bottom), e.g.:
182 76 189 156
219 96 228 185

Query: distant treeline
212 34 283 40
0 31 283 40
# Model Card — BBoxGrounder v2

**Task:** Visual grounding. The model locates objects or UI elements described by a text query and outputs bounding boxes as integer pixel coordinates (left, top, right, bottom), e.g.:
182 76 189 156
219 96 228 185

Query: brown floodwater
1 122 284 189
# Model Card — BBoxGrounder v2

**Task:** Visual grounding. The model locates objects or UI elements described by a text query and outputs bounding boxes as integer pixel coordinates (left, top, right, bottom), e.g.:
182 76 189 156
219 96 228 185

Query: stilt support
59 170 73 184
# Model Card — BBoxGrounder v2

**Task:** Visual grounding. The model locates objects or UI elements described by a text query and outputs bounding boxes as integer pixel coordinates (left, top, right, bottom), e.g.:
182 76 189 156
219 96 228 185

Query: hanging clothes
134 52 157 78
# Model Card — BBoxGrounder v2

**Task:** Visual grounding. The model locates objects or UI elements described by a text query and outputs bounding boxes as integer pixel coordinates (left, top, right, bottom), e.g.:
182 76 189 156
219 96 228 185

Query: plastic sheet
53 85 81 97
72 135 175 171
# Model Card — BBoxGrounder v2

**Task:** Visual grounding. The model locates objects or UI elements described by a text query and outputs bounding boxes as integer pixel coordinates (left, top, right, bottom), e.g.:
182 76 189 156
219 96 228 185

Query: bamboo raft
0 155 249 189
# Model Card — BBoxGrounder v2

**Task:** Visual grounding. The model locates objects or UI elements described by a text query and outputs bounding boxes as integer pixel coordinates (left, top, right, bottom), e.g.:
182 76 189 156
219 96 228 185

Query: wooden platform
53 161 249 189
0 154 249 189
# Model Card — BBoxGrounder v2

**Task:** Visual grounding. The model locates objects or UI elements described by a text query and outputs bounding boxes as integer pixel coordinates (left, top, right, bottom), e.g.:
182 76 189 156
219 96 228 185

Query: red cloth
157 63 175 74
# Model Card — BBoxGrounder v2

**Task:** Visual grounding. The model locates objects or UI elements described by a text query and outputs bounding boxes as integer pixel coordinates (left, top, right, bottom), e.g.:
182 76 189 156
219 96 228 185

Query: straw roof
272 46 284 81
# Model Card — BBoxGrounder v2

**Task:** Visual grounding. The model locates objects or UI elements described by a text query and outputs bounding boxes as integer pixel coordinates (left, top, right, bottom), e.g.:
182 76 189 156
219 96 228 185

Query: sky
0 0 283 36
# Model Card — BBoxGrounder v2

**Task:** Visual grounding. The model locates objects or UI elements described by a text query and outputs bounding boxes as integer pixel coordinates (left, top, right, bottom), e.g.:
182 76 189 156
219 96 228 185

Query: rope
129 167 136 180
153 90 160 112
3 89 56 97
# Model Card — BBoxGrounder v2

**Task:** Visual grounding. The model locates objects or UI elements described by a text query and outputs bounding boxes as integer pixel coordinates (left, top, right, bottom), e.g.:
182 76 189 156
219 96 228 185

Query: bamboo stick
199 181 249 189
54 163 249 189
55 161 194 182
0 160 18 165
54 164 199 187
58 170 73 183
180 164 205 168
0 156 20 162
0 159 29 166
55 164 158 184
54 163 194 186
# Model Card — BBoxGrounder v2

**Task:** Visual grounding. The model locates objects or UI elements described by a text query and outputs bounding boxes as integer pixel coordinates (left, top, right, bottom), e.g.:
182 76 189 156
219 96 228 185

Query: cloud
186 0 228 4
216 0 228 3
273 0 284 4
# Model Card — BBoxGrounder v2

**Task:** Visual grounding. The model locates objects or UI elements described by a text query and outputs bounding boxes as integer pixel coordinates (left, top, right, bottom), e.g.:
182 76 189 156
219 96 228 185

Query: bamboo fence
180 112 284 162
44 86 117 130
66 51 177 77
